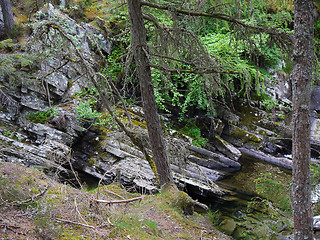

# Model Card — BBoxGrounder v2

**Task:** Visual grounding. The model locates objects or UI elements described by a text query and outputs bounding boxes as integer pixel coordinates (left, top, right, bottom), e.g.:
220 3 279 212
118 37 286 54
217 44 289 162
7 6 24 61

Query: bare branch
149 63 239 75
11 185 50 206
93 196 144 205
141 0 293 43
56 218 96 229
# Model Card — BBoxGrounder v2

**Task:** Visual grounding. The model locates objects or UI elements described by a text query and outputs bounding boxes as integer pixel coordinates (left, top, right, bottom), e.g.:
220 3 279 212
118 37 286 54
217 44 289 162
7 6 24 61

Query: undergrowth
253 172 292 215
26 107 59 124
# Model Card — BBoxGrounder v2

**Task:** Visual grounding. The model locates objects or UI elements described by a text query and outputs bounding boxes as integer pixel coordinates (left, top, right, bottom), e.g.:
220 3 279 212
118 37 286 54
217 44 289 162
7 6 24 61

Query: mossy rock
226 125 261 143
162 183 194 215
219 219 237 235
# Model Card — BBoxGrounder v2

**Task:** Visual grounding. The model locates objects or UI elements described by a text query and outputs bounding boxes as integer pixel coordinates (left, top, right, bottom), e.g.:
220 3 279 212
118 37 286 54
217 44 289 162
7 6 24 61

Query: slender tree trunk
127 0 173 186
0 0 14 37
292 0 314 239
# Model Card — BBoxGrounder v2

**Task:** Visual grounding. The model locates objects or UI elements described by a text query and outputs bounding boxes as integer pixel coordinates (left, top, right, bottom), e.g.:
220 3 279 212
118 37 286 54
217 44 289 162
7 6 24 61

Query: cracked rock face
0 4 300 201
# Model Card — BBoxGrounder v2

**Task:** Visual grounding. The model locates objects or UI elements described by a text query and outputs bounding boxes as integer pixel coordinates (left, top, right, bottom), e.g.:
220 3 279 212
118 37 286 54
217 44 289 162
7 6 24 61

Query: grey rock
24 122 73 145
216 105 240 125
21 95 48 111
45 72 68 97
212 135 241 161
257 119 292 139
311 119 320 144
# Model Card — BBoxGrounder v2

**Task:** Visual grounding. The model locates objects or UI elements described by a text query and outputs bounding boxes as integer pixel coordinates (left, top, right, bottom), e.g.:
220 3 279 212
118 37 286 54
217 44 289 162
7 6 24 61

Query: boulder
219 219 237 235
216 105 240 125
212 135 241 161
314 215 320 231
256 119 292 139
222 124 262 147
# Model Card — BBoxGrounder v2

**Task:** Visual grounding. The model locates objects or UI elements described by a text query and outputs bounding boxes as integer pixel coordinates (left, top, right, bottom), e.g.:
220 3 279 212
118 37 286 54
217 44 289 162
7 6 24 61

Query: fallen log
93 196 144 204
188 155 238 172
239 148 292 169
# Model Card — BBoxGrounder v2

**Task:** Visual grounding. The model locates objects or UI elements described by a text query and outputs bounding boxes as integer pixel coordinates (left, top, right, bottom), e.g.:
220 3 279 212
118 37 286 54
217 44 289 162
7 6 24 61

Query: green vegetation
208 209 222 226
27 107 59 124
0 163 224 239
311 164 320 215
74 87 117 127
179 121 208 147
253 172 292 214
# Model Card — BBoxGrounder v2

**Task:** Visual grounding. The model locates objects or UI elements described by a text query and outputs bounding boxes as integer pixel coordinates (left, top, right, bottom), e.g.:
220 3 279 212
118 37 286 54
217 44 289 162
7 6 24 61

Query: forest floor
0 162 231 239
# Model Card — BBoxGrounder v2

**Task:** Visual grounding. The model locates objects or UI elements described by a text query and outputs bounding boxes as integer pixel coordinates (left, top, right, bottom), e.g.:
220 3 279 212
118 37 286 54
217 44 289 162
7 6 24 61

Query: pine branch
149 63 239 75
140 0 293 44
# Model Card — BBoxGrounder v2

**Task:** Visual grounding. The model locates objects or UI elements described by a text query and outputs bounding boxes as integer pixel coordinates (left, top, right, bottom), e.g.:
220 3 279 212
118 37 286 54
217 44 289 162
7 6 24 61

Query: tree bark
292 0 314 239
127 0 173 186
0 0 14 38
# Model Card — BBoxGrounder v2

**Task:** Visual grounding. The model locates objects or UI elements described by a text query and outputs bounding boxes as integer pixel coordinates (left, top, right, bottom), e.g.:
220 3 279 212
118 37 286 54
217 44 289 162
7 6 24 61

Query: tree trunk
292 0 314 239
127 0 173 186
0 0 14 38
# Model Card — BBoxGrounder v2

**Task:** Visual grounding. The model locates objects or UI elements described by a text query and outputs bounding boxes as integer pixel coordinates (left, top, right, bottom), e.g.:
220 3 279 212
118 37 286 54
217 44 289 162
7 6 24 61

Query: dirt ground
0 162 231 240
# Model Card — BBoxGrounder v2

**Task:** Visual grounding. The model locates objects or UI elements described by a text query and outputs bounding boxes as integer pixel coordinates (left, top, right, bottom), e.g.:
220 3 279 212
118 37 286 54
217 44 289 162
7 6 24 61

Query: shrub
27 107 59 124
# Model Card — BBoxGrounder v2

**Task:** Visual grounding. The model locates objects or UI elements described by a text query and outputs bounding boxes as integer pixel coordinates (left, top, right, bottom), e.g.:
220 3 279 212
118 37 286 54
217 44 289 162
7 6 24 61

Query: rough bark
127 0 173 186
292 0 314 239
0 0 14 37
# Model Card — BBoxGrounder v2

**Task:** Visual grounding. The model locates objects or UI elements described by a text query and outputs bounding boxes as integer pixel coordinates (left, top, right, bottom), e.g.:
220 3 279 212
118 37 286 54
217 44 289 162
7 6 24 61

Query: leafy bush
27 107 59 124
74 100 117 128
208 209 222 226
179 121 207 147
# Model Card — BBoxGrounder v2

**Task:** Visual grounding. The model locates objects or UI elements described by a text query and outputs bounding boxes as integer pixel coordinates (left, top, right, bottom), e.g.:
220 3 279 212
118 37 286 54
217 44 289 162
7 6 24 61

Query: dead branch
102 189 125 200
150 52 197 67
97 72 133 128
56 218 96 229
0 223 20 233
96 166 120 200
192 200 208 211
74 197 89 225
11 185 50 206
93 196 144 205
149 63 239 75
0 200 8 207
88 35 133 128
140 0 292 44
66 151 83 189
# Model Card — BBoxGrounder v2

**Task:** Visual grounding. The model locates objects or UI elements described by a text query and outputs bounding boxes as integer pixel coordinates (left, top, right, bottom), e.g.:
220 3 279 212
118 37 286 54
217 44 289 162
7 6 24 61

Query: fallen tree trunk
239 148 292 169
187 155 238 172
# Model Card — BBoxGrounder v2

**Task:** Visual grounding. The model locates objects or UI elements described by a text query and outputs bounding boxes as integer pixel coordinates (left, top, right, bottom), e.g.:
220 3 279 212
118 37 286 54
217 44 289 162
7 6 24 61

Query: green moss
229 125 261 143
88 158 95 166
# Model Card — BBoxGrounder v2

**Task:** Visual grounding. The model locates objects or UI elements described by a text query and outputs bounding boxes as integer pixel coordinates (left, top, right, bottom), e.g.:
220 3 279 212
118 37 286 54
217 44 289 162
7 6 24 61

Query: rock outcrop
0 4 310 201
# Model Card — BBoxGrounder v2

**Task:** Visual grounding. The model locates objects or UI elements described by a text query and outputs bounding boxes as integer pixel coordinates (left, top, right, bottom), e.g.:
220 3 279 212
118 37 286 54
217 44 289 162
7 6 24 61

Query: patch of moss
228 125 261 143
88 158 95 166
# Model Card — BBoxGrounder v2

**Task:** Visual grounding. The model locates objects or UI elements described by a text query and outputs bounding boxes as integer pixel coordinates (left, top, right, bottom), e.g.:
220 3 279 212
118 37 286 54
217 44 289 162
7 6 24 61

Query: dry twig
93 196 144 205
11 185 50 206
56 218 96 229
